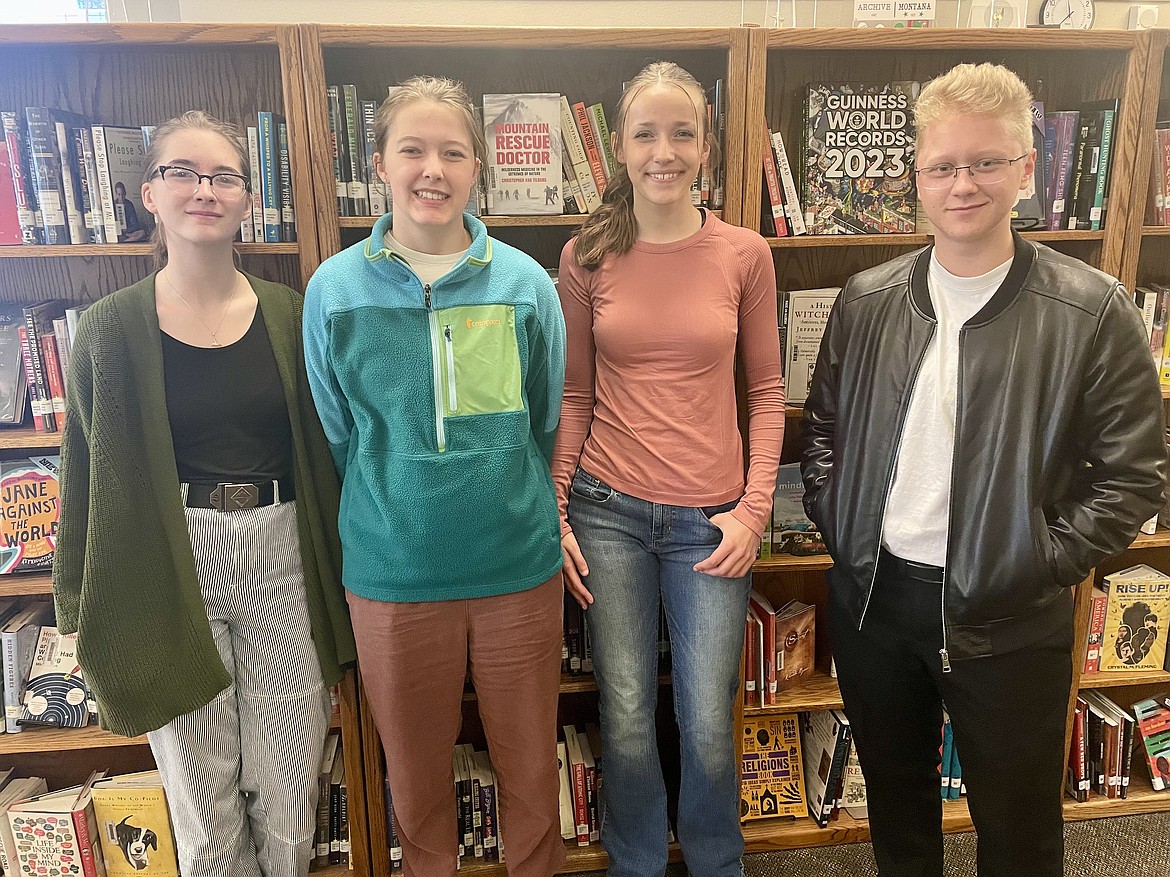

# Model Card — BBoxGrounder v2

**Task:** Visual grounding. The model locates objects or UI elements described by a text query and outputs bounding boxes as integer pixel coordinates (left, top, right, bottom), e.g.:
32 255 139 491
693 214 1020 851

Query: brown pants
348 575 566 877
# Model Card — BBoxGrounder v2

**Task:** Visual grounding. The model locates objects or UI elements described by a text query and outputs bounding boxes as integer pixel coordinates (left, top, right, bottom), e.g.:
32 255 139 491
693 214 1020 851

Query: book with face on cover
91 771 179 877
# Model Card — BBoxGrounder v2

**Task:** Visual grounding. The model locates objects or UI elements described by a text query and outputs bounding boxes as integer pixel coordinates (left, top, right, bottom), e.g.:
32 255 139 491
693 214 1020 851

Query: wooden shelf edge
1063 774 1170 822
339 210 723 230
0 724 147 755
753 554 833 573
1079 669 1170 690
0 243 297 258
766 229 1104 249
0 572 52 598
745 672 843 715
0 429 60 451
742 799 973 853
1141 225 1170 237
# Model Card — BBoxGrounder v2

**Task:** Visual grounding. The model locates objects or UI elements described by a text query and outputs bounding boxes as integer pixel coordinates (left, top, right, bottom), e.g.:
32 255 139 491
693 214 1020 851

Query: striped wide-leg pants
147 493 331 877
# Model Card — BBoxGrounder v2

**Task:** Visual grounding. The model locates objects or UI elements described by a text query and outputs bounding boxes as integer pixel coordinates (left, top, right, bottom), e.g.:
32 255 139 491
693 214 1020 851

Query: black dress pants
829 549 1073 877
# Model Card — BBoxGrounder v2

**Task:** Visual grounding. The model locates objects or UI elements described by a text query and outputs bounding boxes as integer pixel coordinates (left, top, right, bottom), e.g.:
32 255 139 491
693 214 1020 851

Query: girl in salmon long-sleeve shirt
549 61 784 877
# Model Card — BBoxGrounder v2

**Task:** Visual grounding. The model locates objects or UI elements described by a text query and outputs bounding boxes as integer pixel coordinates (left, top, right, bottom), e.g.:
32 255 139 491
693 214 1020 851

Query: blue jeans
568 468 750 877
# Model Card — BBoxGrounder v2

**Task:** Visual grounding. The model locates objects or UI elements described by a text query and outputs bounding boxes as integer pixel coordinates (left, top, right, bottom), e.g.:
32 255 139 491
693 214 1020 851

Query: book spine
16 324 46 432
572 101 608 197
54 121 85 245
24 108 68 244
0 140 21 245
89 126 119 244
257 113 281 242
1152 128 1167 226
1083 590 1108 673
1161 127 1170 229
247 126 264 243
0 629 17 733
41 333 65 418
587 103 616 179
77 128 106 244
761 122 787 237
1090 109 1115 230
1 113 42 244
771 129 806 235
326 85 350 216
339 782 350 864
71 805 101 877
481 772 498 862
383 777 403 871
341 85 368 215
329 775 341 863
362 100 387 216
278 121 296 242
315 770 330 865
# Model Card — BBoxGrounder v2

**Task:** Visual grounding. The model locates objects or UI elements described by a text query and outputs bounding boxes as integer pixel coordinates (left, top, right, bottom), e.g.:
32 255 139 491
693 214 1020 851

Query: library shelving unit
0 23 367 877
293 24 751 875
735 26 1170 855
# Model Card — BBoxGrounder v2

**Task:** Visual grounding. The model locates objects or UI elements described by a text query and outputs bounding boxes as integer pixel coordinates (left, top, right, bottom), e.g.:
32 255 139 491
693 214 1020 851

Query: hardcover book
91 771 179 877
802 82 918 235
483 93 562 216
0 455 59 573
1132 694 1170 791
773 600 815 690
8 772 107 877
740 715 807 820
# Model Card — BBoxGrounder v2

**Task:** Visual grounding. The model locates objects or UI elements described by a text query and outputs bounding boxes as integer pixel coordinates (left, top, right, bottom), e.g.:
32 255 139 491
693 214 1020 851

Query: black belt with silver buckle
185 478 295 512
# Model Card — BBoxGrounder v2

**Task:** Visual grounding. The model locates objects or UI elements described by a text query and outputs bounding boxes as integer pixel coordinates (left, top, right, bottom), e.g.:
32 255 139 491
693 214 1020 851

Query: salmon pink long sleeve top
551 214 784 538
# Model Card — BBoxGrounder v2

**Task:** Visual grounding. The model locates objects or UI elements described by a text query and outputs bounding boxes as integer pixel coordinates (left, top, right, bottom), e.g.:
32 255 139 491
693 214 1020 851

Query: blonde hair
573 61 716 271
142 110 249 268
914 63 1034 155
374 76 487 168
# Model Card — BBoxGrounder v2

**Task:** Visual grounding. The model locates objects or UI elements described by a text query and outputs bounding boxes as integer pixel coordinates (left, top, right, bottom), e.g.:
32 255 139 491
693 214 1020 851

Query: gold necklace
161 269 239 348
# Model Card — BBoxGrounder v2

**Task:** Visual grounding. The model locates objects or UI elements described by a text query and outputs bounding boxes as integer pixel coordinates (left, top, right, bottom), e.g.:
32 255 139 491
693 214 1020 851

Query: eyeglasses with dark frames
913 154 1030 189
154 165 251 199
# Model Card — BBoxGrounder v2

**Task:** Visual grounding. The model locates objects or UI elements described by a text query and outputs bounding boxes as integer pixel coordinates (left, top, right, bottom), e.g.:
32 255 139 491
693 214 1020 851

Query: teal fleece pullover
304 213 566 602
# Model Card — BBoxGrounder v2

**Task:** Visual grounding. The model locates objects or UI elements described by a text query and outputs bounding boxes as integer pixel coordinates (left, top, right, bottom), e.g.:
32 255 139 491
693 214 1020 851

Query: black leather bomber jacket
800 234 1169 663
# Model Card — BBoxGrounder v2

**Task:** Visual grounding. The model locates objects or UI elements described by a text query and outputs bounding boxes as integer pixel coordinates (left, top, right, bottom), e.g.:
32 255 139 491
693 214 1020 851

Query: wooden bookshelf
753 553 832 573
745 671 844 716
0 21 368 877
766 229 1105 249
1063 771 1169 822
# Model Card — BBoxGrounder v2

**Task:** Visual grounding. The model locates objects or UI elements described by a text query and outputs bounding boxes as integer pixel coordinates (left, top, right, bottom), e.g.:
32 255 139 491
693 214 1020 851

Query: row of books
1136 283 1170 390
790 82 1118 237
0 603 90 733
0 301 87 433
1145 102 1170 227
745 589 815 708
0 109 296 247
561 593 671 678
314 730 352 870
741 708 966 826
1084 563 1170 675
0 769 177 877
1069 689 1170 802
327 84 727 220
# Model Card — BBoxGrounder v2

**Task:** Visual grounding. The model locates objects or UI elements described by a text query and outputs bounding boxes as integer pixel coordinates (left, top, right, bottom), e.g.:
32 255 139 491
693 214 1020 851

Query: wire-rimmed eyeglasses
914 154 1030 190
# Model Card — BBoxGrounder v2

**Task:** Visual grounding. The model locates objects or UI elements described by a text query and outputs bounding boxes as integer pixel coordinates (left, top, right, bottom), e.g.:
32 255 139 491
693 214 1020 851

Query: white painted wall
109 0 1165 31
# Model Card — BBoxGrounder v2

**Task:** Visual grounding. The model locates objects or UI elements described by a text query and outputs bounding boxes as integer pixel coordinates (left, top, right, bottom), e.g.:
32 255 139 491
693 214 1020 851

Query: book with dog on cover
91 771 179 877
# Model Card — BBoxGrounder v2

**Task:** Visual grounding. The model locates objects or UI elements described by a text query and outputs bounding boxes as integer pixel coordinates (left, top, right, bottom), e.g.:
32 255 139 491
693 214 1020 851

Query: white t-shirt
384 231 465 287
881 253 1013 566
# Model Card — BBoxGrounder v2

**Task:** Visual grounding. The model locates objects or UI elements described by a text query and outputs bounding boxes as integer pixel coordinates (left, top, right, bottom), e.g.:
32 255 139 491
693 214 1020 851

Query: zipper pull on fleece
939 648 952 673
424 283 432 310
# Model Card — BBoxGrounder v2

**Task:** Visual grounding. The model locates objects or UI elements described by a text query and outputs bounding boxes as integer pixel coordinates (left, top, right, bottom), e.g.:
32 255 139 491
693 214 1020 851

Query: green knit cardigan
52 273 357 738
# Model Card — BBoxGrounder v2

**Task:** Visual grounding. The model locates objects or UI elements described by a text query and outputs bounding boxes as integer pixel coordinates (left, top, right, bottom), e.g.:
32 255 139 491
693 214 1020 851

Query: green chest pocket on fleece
436 304 524 417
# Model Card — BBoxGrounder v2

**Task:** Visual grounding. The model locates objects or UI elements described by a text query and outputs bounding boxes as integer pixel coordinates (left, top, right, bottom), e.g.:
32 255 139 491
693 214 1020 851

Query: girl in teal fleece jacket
303 77 567 877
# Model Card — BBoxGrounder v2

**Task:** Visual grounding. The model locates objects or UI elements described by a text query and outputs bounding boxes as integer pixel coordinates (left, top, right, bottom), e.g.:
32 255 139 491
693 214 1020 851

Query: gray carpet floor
568 811 1170 876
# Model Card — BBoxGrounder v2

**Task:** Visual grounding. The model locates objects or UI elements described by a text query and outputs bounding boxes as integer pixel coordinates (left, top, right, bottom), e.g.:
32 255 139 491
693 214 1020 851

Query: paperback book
483 93 562 216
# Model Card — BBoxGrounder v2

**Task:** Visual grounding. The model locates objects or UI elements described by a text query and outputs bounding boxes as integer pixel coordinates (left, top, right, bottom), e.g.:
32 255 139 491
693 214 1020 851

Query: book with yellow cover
91 771 178 877
740 715 807 821
1099 564 1170 672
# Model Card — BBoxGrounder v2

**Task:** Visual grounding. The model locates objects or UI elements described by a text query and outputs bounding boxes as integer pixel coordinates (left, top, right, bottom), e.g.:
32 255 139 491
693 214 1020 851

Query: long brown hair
141 110 250 268
572 61 716 271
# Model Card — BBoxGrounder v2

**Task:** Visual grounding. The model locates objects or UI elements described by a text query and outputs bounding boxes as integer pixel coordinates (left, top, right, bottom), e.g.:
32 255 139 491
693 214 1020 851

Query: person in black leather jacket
801 63 1167 877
